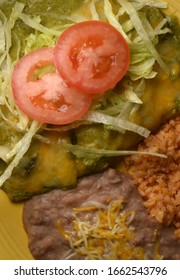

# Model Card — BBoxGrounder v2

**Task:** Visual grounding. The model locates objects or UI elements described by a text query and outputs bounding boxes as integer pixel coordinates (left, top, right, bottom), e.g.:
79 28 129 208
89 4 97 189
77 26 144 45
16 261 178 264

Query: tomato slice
12 47 93 124
54 20 130 95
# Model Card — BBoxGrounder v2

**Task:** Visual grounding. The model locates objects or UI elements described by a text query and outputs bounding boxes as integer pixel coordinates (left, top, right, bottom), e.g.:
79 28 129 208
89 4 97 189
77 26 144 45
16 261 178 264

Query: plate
0 0 179 260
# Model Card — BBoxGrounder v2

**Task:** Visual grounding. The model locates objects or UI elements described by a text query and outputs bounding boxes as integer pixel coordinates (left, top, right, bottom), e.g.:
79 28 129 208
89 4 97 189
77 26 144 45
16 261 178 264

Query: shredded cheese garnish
57 219 69 241
57 197 145 260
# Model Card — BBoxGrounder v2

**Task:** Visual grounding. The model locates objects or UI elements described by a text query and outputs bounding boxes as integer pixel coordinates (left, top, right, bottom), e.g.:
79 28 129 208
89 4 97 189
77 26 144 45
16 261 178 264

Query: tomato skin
54 20 130 95
12 47 93 124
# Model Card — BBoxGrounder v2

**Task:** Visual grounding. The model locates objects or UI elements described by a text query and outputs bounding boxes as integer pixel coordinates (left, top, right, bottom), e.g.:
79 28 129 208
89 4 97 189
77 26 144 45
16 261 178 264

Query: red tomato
54 20 130 95
12 47 93 124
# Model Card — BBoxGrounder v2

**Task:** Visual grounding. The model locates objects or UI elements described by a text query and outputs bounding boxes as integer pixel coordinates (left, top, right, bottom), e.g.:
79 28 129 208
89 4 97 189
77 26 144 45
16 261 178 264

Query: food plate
0 0 179 260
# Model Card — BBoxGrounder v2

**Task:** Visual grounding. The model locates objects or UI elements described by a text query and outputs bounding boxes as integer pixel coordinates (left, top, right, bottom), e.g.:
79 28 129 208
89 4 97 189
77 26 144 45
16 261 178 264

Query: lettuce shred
83 111 150 137
118 0 170 76
63 141 167 159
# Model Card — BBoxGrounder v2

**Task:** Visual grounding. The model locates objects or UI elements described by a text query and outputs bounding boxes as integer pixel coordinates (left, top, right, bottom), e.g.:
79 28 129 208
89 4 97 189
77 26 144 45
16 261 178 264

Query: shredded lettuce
63 141 167 159
0 2 45 183
0 20 5 54
129 57 157 80
129 0 168 10
17 11 60 36
86 78 145 134
104 0 131 43
0 121 40 187
2 2 25 57
0 2 29 131
0 145 10 163
119 0 170 75
103 0 170 80
82 111 150 138
58 14 88 23
89 0 100 20
24 32 57 54
90 78 145 118
118 79 145 119
123 88 142 104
